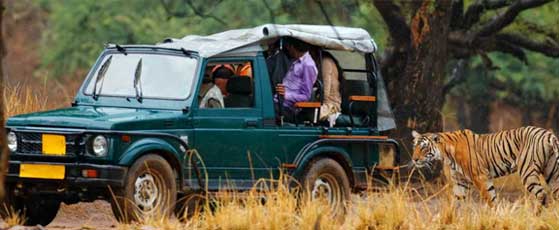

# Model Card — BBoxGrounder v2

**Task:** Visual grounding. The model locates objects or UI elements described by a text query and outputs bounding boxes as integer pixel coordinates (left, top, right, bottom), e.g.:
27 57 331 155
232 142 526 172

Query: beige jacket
320 56 341 120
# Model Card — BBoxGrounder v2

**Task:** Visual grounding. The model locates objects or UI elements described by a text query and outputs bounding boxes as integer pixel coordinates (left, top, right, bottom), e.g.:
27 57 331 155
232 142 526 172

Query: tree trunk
0 0 7 200
384 1 453 161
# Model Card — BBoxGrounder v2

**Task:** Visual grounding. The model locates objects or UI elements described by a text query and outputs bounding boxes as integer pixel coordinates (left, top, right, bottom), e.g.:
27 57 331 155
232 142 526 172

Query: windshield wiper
133 58 143 102
92 55 113 100
115 44 127 55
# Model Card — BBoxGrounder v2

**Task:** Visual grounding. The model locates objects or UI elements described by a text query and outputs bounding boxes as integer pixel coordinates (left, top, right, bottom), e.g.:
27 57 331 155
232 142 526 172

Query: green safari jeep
3 24 401 225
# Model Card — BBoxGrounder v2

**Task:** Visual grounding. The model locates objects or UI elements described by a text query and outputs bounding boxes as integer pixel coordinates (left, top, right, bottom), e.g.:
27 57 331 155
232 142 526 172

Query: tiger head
411 130 443 167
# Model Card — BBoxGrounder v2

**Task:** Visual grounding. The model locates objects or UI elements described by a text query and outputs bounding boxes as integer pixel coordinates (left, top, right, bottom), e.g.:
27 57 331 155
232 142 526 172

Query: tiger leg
520 165 549 206
450 169 470 199
472 175 495 206
485 180 497 203
549 182 559 201
543 153 559 200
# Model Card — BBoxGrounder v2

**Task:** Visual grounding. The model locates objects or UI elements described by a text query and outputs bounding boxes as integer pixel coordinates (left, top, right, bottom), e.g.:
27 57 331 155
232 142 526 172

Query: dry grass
4 85 559 229
1 205 25 228
3 82 72 119
116 173 559 230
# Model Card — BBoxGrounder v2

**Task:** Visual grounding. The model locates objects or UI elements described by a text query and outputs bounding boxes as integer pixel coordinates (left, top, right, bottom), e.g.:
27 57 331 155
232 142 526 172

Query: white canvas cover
161 24 394 131
160 24 377 57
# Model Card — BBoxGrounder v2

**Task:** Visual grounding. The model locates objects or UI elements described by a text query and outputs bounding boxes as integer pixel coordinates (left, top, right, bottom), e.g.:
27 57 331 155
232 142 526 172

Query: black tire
110 154 177 223
1 188 60 226
301 158 351 216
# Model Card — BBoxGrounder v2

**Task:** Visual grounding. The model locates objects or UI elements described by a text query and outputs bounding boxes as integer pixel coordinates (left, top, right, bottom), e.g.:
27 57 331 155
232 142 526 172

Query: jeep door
189 57 270 190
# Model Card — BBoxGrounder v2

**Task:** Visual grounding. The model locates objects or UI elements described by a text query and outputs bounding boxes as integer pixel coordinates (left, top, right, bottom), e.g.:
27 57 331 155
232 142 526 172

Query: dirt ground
1 201 117 230
46 201 117 230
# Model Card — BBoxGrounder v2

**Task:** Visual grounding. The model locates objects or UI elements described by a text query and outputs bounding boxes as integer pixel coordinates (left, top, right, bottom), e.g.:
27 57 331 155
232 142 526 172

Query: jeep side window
198 61 255 109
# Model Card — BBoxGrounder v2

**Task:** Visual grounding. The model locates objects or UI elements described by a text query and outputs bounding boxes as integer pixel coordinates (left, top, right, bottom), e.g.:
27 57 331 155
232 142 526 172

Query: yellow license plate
42 134 66 155
19 164 65 179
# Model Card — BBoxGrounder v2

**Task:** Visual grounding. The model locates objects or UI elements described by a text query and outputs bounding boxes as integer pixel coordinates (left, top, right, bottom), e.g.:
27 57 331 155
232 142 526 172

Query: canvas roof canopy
160 24 395 131
160 24 377 57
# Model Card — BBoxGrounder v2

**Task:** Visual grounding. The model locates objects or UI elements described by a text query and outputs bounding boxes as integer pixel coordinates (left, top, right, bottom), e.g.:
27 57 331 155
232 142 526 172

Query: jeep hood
6 106 185 130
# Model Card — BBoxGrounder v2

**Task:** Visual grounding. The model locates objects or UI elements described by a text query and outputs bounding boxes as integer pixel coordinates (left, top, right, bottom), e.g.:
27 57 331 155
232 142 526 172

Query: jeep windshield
84 51 197 100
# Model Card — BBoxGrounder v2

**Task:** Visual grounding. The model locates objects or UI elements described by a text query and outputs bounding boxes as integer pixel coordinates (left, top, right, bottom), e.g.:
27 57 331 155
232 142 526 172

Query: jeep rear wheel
110 154 177 223
302 158 350 215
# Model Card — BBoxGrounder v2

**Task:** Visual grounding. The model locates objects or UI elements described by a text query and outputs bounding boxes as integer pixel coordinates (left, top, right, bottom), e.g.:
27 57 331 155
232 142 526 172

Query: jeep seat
225 76 253 107
336 79 373 127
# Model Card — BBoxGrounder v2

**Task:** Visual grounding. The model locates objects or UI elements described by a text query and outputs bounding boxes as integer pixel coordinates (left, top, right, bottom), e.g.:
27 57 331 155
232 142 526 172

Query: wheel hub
312 177 334 204
134 173 159 211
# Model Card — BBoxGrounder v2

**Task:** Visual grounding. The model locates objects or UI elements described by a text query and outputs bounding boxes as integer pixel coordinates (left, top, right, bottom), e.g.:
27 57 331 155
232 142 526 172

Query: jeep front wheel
302 158 350 215
110 154 177 223
1 189 60 226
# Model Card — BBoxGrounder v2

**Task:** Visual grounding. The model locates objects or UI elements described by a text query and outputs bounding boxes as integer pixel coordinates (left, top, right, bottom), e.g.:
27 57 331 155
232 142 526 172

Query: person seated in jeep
315 50 342 126
275 37 318 121
212 64 235 97
199 65 233 108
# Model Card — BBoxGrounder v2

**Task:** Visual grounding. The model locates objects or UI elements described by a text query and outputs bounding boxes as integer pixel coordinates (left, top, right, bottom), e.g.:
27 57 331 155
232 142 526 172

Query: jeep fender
118 137 183 187
292 146 355 186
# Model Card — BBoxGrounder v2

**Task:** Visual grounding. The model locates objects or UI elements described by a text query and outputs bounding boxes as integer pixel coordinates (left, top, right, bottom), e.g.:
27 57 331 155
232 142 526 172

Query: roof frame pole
366 53 378 133
318 49 324 103
278 37 284 126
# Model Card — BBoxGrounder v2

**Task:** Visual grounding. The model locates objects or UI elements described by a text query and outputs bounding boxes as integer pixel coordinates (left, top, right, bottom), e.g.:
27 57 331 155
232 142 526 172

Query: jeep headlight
92 135 108 157
7 131 17 152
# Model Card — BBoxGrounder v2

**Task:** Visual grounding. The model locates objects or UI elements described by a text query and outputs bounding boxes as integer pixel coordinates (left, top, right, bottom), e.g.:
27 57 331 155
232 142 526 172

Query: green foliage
39 0 194 76
29 0 559 107
492 52 559 105
452 0 559 107
35 0 387 77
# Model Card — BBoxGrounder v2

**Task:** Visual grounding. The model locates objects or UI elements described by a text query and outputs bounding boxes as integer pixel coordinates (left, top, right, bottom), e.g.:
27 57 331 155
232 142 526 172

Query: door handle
245 119 258 127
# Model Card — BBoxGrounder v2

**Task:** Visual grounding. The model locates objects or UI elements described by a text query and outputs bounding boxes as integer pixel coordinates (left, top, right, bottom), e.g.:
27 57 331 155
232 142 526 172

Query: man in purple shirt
276 37 318 121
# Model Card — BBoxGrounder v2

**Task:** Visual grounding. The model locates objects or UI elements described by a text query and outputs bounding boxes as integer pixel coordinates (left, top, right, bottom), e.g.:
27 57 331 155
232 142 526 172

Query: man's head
212 66 234 95
283 37 309 59
411 130 443 166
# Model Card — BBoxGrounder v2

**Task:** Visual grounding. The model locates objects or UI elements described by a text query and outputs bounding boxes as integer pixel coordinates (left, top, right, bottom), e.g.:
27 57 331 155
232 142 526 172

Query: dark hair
283 37 309 52
212 66 234 82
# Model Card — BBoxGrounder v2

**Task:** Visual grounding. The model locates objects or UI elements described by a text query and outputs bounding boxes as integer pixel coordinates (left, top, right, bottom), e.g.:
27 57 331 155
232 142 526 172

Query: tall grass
116 173 559 230
3 83 72 119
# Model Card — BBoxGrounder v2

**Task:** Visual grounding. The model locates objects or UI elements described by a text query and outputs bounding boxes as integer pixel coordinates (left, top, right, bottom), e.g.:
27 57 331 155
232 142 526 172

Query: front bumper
6 160 128 188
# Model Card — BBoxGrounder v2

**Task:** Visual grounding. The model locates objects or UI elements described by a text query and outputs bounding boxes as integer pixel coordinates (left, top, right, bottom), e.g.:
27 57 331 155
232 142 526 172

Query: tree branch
450 33 528 64
316 0 342 40
462 0 510 29
158 0 187 19
496 33 559 57
475 0 552 37
516 19 559 41
372 0 411 48
183 0 226 25
494 39 528 63
448 28 558 61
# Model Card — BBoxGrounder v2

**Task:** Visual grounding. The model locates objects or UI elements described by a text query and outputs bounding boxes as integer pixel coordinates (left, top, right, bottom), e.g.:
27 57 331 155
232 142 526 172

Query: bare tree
373 0 558 159
0 0 7 200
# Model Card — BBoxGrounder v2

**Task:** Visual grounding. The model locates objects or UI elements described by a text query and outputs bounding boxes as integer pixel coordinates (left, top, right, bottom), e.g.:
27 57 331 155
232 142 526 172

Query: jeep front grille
16 132 85 156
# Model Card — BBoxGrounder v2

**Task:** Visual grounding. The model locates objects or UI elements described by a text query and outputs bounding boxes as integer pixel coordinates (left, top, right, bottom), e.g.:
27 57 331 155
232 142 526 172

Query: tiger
411 126 559 206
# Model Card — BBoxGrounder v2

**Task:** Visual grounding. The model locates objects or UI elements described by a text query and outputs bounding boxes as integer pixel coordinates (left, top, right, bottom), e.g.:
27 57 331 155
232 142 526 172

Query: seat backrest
341 79 372 115
224 76 253 108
